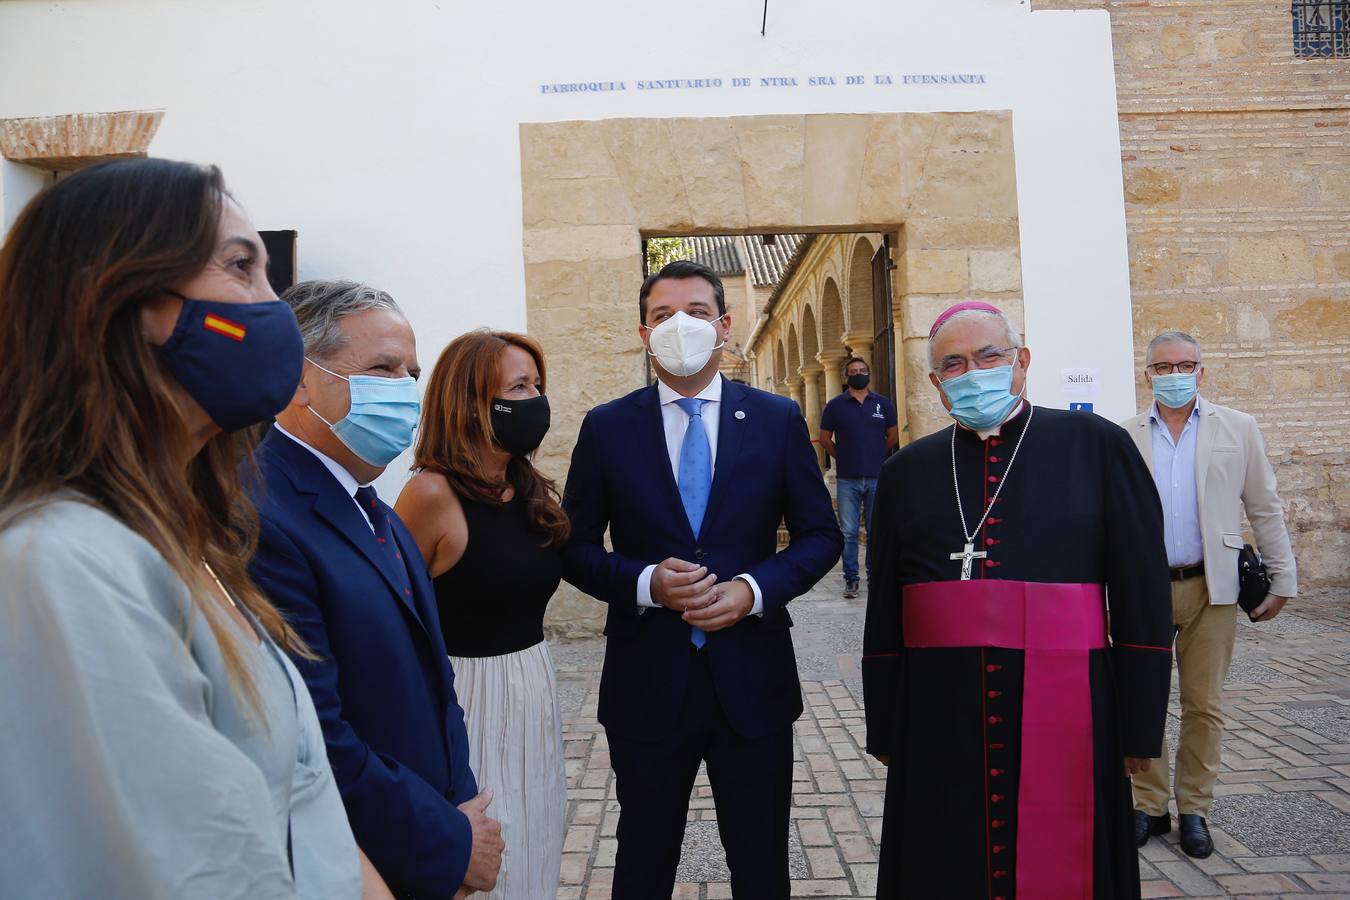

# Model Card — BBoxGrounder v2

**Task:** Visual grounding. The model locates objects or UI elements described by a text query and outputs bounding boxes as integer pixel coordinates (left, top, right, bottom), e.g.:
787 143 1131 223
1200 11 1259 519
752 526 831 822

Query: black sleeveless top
432 493 563 658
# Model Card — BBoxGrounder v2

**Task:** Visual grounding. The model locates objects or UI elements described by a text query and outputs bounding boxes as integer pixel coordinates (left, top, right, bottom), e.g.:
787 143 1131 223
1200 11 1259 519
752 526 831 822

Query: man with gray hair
1124 330 1297 859
863 300 1174 898
248 280 503 898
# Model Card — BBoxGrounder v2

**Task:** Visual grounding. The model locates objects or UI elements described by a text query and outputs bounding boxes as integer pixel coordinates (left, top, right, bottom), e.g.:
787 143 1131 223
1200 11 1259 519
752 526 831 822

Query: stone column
818 350 848 401
842 335 873 369
800 363 825 469
784 375 805 416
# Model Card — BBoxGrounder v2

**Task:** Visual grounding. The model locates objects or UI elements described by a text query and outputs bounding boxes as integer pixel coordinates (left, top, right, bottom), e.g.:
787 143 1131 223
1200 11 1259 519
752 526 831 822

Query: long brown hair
0 158 307 716
414 330 569 546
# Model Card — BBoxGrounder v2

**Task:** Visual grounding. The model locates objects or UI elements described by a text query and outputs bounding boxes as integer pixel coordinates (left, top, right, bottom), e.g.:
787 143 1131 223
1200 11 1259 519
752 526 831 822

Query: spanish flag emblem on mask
203 313 247 342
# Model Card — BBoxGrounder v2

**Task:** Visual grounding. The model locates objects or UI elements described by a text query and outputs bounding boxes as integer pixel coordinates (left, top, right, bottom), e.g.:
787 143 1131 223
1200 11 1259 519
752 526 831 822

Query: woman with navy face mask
0 159 386 899
396 330 568 900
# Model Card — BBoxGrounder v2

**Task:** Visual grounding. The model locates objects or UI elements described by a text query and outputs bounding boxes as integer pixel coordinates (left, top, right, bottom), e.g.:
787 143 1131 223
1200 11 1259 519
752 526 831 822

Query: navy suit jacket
561 378 842 742
248 427 477 899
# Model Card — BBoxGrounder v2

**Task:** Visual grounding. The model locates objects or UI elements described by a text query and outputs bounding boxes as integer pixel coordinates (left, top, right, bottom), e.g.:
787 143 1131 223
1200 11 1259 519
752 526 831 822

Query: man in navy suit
562 261 843 896
249 280 503 899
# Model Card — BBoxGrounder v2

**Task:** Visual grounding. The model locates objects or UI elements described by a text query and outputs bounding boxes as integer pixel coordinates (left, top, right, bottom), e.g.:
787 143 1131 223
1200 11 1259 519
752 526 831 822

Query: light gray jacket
0 499 360 900
1122 397 1298 604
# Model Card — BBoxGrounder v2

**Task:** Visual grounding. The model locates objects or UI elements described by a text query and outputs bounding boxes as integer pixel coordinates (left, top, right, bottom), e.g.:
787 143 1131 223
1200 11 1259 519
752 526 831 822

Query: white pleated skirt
449 640 567 900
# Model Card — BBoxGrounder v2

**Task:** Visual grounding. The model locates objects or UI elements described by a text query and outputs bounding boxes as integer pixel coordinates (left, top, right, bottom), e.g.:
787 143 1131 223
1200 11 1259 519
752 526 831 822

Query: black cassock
863 404 1173 899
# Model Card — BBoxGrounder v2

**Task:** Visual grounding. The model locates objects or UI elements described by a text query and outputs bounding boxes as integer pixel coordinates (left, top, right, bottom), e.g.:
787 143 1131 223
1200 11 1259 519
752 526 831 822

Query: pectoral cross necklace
950 405 1034 580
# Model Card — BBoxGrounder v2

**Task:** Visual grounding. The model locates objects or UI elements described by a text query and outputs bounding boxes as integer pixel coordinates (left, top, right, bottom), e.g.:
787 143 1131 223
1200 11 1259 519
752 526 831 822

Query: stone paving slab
553 578 1350 898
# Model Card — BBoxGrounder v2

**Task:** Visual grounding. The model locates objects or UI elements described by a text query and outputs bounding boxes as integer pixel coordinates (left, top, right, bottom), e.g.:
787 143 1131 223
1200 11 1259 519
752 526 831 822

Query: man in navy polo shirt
819 357 898 598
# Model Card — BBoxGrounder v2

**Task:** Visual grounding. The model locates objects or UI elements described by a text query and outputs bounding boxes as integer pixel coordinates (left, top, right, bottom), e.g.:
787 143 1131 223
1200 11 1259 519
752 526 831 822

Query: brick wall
1036 1 1349 588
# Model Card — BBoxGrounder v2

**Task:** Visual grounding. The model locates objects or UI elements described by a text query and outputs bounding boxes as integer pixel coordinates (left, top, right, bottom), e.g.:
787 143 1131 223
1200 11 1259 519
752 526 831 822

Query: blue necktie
675 397 711 649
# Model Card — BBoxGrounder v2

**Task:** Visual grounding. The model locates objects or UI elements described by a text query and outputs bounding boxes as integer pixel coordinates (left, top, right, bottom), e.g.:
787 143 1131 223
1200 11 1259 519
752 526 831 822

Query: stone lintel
0 110 164 172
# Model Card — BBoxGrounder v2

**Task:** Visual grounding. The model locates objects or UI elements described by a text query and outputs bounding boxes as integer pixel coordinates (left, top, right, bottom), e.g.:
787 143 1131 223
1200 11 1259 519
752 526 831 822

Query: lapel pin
734 410 746 420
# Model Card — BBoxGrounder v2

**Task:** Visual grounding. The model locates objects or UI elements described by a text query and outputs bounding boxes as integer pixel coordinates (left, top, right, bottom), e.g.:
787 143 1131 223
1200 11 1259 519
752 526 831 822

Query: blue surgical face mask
1152 372 1198 409
306 358 420 467
159 295 304 433
940 364 1023 431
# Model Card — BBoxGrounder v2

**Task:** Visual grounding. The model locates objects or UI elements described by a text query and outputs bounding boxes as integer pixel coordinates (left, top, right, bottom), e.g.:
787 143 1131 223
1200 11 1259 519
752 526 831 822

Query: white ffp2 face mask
644 310 726 377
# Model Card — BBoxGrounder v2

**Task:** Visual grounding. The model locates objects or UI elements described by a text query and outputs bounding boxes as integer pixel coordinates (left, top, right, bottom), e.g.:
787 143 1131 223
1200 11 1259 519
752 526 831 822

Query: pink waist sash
903 580 1105 900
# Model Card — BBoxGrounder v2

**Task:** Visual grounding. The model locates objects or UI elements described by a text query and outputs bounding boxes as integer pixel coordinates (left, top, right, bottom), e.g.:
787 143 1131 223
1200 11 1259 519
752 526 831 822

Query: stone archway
818 278 848 397
520 111 1021 634
799 304 826 467
845 237 875 360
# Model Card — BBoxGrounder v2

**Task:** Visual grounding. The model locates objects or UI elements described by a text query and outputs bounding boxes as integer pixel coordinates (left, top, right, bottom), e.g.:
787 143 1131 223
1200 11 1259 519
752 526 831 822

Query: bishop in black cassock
863 302 1174 899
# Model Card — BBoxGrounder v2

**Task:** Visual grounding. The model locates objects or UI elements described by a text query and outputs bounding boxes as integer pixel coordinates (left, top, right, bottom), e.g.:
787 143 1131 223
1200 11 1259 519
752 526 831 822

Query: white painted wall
1 161 48 231
0 0 1136 496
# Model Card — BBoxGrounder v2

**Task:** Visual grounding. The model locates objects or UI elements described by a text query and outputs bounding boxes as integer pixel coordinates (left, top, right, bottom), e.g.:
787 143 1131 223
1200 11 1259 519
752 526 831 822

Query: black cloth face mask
490 394 551 457
847 373 871 390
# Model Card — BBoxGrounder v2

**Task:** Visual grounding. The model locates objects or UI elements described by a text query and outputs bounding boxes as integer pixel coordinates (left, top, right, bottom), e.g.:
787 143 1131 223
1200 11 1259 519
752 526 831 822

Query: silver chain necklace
949 403 1033 580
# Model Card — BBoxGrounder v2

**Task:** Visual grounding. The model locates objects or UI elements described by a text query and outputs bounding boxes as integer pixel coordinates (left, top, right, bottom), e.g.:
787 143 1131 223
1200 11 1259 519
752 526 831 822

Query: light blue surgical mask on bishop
940 364 1023 431
306 358 421 466
1152 372 1198 409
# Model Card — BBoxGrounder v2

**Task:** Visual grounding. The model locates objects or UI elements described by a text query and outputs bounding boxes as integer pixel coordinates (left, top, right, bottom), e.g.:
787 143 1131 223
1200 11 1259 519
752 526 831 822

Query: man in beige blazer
1123 330 1297 859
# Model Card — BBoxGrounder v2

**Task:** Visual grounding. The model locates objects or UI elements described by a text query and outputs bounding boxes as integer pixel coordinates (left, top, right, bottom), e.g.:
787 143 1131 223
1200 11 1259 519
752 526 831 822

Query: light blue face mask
940 364 1023 431
306 358 421 466
1152 372 1198 409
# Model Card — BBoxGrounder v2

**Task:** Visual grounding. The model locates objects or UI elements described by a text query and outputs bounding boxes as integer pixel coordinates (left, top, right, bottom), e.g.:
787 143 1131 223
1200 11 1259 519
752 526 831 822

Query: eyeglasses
934 347 1017 378
1147 361 1199 376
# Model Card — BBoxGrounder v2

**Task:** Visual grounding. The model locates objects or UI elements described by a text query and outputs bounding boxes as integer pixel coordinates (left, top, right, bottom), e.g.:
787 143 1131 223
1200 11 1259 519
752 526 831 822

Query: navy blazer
248 427 477 899
561 378 843 742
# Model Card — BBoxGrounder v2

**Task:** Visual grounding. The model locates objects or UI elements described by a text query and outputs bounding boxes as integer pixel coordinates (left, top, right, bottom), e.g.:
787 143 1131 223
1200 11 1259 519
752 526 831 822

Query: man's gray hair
1146 330 1202 365
928 309 1023 369
280 280 403 361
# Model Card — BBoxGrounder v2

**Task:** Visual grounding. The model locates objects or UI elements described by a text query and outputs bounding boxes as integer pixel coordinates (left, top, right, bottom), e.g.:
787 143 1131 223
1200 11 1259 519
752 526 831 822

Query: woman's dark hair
638 259 726 324
414 329 570 547
0 157 306 715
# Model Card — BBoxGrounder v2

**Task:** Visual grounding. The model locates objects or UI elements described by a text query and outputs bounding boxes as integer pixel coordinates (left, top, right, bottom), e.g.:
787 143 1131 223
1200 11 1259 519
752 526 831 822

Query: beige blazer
1122 396 1297 605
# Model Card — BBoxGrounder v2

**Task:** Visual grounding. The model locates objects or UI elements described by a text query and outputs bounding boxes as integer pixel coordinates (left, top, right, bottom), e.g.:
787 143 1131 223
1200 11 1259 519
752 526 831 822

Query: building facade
1036 0 1349 589
5 0 1337 642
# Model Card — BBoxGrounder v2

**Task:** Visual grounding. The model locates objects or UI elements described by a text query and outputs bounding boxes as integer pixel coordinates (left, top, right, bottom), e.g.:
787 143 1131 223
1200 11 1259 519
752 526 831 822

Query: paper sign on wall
1060 367 1101 398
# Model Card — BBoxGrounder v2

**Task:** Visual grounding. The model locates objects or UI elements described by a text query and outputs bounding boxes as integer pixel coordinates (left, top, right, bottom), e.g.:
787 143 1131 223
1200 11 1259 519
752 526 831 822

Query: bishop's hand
1125 757 1152 776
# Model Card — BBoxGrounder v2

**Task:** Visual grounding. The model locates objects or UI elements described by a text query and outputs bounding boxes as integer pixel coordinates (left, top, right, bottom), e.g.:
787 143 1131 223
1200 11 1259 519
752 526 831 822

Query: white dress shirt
636 375 764 616
1148 401 1203 567
274 423 376 532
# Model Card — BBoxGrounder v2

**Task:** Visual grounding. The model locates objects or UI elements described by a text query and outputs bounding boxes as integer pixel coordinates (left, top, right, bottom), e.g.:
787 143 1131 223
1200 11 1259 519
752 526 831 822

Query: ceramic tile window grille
1293 0 1349 57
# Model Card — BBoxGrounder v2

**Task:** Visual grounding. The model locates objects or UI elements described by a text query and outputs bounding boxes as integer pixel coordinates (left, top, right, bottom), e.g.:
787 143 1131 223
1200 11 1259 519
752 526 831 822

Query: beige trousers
1132 575 1236 817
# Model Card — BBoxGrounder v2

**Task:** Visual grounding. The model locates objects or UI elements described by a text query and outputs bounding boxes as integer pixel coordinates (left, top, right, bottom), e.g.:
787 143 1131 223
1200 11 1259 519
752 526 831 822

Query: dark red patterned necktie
354 486 415 601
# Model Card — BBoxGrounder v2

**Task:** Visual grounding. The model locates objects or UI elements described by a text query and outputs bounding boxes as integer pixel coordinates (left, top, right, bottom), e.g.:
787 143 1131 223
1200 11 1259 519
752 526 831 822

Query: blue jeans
836 477 877 583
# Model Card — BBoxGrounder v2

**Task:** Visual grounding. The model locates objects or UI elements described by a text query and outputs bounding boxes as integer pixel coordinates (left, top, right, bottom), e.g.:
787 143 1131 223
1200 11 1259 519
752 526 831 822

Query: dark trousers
608 648 794 898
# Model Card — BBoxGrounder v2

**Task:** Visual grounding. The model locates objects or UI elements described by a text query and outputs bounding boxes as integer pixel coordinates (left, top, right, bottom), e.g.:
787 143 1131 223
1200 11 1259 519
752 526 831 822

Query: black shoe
1134 810 1170 847
1178 814 1213 858
843 579 860 599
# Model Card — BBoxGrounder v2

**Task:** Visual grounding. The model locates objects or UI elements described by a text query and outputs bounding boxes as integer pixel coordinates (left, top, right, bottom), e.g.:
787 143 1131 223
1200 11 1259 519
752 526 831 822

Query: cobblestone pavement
550 575 1350 899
